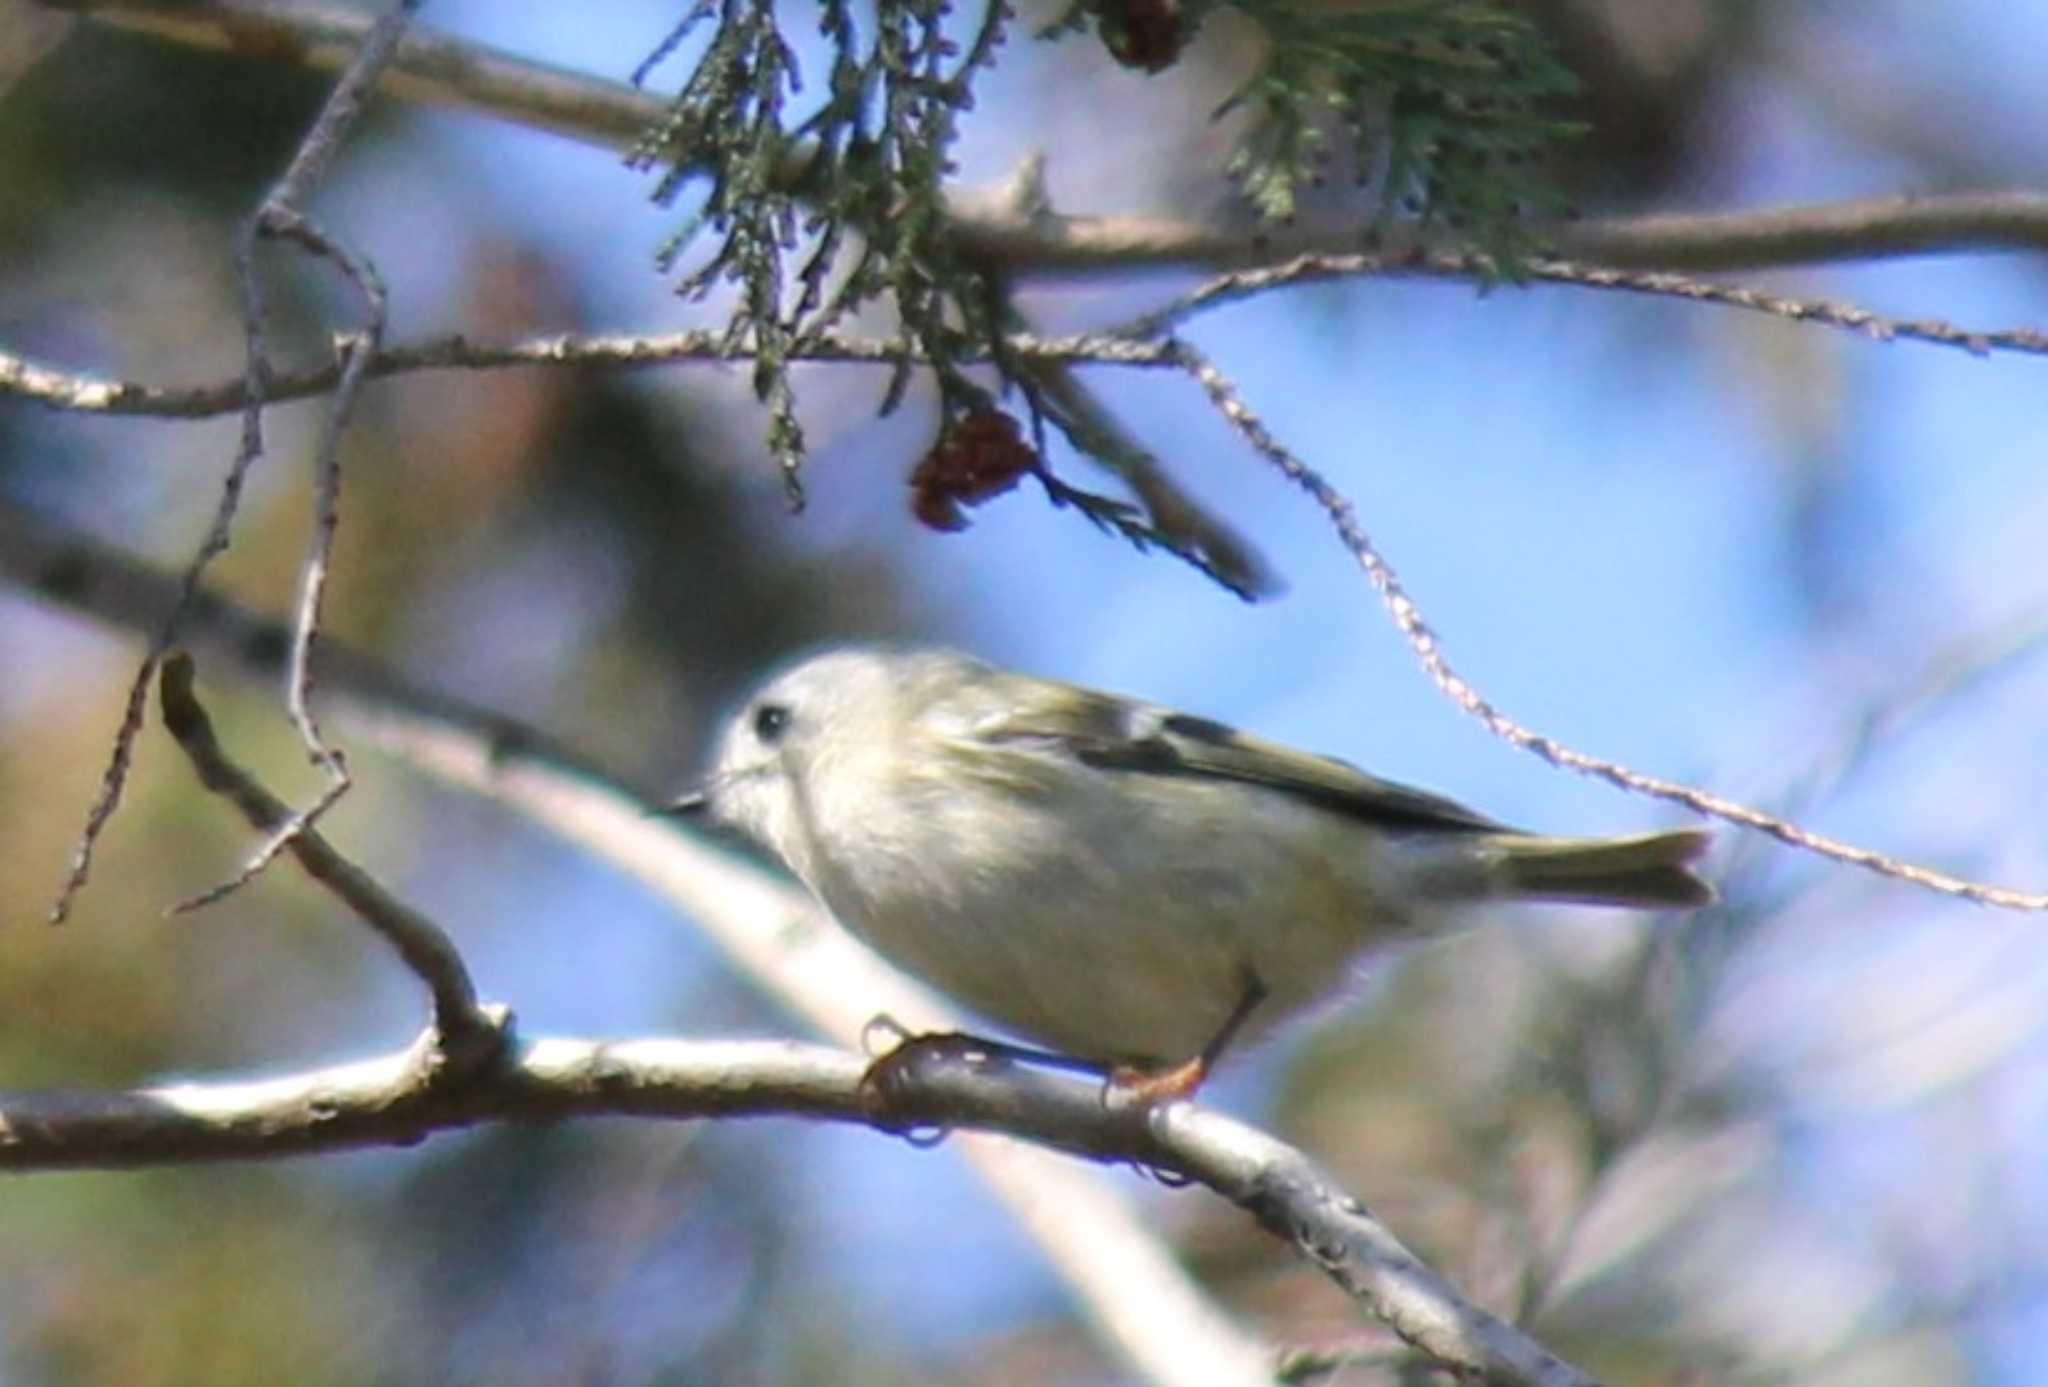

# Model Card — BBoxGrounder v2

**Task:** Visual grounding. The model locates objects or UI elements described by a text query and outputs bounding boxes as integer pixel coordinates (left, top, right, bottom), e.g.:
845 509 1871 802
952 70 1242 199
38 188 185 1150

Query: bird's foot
1103 1054 1209 1110
857 1018 1084 1127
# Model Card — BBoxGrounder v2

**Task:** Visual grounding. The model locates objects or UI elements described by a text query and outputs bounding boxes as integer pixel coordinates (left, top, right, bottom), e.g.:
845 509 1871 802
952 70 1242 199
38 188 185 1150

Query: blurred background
3 0 2047 1382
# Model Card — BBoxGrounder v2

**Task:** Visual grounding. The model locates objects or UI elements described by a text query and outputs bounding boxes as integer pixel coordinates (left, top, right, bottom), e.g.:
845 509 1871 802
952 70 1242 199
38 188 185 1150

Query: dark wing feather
969 678 1506 835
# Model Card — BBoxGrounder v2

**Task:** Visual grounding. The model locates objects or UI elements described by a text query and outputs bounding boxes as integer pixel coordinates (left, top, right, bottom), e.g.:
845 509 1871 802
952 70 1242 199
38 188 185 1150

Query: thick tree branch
50 0 661 146
0 1032 1598 1387
0 1034 866 1170
1554 191 2048 271
944 191 2048 273
49 0 2048 272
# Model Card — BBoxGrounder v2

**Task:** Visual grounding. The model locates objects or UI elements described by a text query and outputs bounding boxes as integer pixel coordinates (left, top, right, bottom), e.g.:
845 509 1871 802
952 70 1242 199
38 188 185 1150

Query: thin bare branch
155 652 502 1061
220 6 416 887
49 0 413 920
0 331 1185 418
10 236 2040 430
1114 251 2048 357
1163 338 2048 912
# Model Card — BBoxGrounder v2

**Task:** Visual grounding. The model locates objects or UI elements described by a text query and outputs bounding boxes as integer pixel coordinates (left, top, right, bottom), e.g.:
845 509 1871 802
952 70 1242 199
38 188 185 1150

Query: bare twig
155 651 502 1061
11 233 2041 429
206 2 416 897
1162 338 2048 912
48 0 414 920
1114 251 2048 358
0 331 1184 418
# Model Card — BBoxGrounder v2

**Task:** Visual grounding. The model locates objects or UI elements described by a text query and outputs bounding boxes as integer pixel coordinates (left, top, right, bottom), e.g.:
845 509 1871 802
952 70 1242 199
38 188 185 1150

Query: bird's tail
1492 829 1714 910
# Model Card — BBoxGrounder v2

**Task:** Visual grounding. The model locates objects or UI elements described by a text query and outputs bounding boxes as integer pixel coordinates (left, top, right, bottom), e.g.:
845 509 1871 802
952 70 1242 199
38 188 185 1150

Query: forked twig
49 0 418 921
157 651 503 1062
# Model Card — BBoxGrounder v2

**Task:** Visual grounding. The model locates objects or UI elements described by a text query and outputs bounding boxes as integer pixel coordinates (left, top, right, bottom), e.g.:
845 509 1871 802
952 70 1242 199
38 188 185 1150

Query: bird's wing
966 676 1506 835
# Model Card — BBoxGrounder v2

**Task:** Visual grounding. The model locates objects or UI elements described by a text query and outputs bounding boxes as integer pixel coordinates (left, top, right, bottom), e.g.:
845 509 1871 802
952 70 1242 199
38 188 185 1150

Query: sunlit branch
0 1029 1596 1387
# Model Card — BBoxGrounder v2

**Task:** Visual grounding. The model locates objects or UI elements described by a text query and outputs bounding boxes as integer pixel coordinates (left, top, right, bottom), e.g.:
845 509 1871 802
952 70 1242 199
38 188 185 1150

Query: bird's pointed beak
653 788 712 818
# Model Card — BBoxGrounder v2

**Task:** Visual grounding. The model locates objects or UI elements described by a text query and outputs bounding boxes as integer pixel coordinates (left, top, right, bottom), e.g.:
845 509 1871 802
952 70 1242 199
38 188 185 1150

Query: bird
671 646 1712 1099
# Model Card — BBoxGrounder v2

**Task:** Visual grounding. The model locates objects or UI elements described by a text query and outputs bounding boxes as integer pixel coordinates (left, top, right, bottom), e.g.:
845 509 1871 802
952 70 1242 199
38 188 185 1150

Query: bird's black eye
752 702 792 744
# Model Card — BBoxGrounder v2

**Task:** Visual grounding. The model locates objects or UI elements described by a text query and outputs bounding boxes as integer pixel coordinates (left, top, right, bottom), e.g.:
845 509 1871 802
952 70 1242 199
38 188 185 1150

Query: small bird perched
673 647 1712 1098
